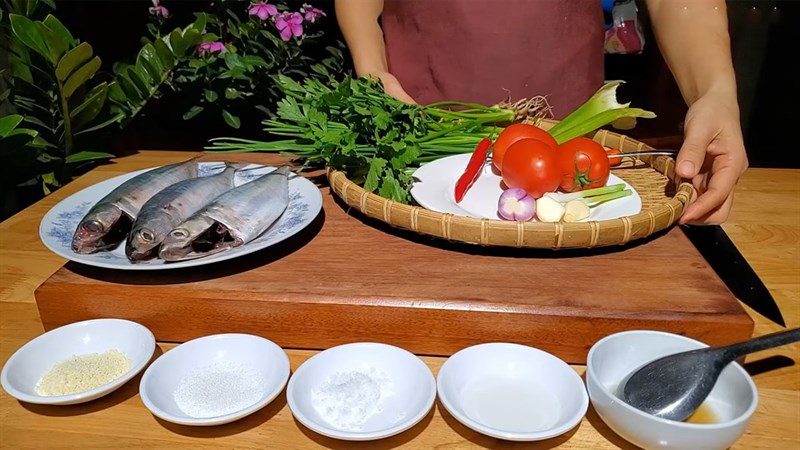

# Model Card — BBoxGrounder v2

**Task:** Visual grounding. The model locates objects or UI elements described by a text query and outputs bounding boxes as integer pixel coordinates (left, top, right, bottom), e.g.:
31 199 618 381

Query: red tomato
501 139 560 198
492 124 557 171
606 148 623 166
557 138 610 192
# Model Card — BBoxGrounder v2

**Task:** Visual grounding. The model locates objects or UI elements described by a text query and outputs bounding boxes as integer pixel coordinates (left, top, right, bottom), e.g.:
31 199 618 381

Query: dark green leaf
191 13 207 33
137 44 164 79
0 115 25 137
71 82 108 130
65 151 114 164
168 29 188 56
74 112 124 136
154 38 175 67
42 15 74 45
204 89 218 102
183 106 204 120
224 88 241 99
9 14 50 60
222 110 240 129
37 15 73 62
125 66 152 98
55 42 92 82
116 74 143 102
62 55 100 98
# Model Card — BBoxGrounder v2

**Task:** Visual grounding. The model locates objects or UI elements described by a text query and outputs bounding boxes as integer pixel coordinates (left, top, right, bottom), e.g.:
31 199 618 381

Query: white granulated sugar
311 367 393 430
35 349 131 396
173 361 265 418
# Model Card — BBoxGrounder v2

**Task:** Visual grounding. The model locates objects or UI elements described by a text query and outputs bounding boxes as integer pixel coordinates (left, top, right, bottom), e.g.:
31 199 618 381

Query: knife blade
681 224 785 326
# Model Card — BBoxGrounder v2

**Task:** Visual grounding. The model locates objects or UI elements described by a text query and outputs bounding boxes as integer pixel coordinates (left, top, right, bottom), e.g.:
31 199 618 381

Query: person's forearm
335 0 387 76
646 0 737 107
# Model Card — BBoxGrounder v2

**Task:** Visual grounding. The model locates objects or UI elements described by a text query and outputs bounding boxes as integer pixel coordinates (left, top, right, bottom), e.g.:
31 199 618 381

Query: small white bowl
139 334 289 426
587 330 758 450
1 319 155 405
287 342 436 441
437 343 588 441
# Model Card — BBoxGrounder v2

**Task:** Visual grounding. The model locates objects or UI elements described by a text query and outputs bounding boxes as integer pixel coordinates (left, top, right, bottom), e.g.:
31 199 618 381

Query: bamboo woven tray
328 118 694 249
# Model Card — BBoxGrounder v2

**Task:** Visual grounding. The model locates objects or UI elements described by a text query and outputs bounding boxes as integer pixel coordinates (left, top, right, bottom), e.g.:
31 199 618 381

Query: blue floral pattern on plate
39 163 322 270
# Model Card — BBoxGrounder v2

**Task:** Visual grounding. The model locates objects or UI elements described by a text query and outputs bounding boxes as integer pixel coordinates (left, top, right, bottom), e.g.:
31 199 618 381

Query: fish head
71 204 130 254
125 217 171 261
159 215 216 261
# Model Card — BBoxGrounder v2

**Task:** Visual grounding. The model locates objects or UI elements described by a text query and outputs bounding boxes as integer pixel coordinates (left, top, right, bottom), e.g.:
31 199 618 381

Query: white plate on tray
39 162 322 270
411 154 642 221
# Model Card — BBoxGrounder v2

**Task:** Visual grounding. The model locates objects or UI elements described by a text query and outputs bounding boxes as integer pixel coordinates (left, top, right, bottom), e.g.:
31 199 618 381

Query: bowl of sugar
139 334 290 426
437 343 588 441
287 342 436 440
1 318 155 405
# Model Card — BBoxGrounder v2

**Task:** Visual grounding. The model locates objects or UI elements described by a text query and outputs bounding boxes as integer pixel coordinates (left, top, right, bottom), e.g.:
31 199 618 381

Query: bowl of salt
287 342 436 441
139 334 289 426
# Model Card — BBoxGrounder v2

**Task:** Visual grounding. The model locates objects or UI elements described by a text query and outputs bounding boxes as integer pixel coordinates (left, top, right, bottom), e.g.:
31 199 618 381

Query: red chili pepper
454 138 492 203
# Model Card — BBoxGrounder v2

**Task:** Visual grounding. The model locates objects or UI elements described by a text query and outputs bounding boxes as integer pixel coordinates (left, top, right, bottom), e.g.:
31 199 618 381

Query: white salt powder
173 361 264 418
311 367 392 430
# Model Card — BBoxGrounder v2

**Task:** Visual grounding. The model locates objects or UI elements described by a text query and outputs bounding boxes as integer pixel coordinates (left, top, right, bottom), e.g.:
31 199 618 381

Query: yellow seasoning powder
35 349 132 396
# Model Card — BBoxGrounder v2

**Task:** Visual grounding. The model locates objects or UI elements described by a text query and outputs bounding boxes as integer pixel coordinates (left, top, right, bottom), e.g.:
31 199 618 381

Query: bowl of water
436 342 588 441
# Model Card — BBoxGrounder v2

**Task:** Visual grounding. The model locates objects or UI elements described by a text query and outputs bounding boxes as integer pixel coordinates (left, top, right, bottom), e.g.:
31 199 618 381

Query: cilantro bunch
210 76 515 203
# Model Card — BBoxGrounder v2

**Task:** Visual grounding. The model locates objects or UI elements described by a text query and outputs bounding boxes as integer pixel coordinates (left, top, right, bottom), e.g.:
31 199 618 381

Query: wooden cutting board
35 154 753 363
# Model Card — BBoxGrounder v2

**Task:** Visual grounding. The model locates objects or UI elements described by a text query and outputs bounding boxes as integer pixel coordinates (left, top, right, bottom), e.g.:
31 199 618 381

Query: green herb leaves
211 76 515 204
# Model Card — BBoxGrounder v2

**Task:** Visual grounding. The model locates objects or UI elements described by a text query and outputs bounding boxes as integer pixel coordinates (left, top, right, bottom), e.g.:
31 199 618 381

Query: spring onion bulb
498 188 536 221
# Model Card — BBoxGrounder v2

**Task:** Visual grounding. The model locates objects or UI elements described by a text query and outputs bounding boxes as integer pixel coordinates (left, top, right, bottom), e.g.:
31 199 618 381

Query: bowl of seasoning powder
139 334 290 426
1 318 155 405
287 342 436 441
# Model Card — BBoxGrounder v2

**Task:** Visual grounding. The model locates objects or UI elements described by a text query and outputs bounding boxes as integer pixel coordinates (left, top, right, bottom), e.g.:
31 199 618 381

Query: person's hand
676 90 748 225
373 71 417 104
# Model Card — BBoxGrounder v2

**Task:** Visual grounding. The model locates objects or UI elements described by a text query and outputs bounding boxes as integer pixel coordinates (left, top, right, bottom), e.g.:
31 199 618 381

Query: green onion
584 189 633 206
547 81 656 144
551 183 626 202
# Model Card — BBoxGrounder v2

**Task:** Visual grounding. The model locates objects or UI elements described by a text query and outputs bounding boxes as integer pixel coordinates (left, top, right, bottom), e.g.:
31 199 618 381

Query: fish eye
171 229 189 238
83 220 103 233
139 230 155 242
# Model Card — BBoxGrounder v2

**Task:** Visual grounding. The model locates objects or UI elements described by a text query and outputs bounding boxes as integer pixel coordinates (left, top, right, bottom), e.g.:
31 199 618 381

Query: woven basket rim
327 118 694 248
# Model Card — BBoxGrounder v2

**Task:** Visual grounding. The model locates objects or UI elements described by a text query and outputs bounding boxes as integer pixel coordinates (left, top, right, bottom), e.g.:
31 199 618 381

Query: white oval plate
287 342 436 441
411 154 641 221
1 319 155 405
39 163 323 270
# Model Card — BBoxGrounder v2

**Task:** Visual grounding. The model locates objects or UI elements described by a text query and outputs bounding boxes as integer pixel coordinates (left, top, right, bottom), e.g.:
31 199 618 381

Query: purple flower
275 12 303 41
300 4 325 23
149 0 169 18
249 2 278 21
197 41 226 56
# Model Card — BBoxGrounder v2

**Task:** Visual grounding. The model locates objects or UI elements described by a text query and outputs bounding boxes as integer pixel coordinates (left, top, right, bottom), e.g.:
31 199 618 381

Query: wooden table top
1 151 798 448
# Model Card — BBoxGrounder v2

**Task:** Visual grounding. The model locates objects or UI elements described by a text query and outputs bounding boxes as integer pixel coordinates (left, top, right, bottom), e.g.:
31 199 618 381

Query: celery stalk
547 81 656 144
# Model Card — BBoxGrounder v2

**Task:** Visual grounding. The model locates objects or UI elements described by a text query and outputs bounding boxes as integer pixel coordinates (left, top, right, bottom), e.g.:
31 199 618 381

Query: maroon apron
382 0 604 118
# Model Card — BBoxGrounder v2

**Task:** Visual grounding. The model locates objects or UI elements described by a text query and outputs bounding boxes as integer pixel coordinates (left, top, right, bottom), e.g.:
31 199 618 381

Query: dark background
37 0 800 168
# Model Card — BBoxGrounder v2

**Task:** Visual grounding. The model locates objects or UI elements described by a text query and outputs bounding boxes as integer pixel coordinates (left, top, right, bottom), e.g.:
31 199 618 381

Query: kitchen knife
682 224 785 326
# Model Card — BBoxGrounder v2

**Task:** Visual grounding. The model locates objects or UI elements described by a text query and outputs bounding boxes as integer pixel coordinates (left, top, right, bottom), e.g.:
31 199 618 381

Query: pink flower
300 4 325 23
275 12 303 41
197 41 226 56
249 2 278 21
149 0 169 18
